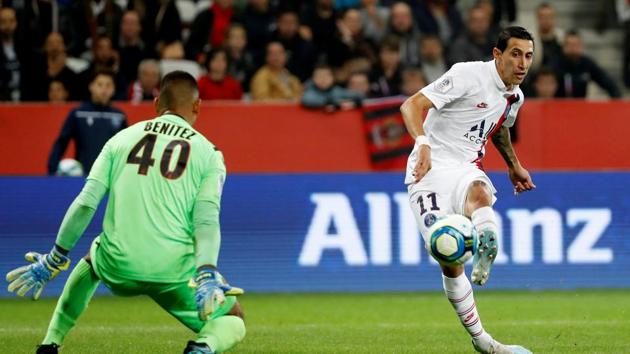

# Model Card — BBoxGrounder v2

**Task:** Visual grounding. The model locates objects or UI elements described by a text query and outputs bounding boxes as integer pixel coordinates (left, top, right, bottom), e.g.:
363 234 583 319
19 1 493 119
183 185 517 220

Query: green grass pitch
1 290 629 353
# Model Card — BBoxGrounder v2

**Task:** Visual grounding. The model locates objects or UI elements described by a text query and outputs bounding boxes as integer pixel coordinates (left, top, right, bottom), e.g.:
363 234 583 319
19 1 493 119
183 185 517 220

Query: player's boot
35 343 59 354
471 229 498 286
472 337 532 354
183 341 215 354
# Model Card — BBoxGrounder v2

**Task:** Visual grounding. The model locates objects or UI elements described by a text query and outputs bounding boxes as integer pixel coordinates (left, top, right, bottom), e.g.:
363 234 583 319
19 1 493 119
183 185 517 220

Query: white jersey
404 60 524 185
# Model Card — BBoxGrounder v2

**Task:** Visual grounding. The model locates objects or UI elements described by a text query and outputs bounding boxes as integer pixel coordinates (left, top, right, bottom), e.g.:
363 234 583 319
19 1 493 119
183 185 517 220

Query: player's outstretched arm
400 92 435 183
5 179 107 299
491 126 536 194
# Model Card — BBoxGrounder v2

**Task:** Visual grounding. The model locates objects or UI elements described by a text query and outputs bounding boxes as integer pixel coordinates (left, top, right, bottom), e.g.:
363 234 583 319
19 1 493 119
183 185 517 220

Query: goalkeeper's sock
42 259 100 345
197 315 246 353
442 272 487 339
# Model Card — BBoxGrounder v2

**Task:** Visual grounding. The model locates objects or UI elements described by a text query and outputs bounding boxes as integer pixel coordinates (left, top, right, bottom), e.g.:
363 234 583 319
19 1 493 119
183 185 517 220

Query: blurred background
1 0 630 296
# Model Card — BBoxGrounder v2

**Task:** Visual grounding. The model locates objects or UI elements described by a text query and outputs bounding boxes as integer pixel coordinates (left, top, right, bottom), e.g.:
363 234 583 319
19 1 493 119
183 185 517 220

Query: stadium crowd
0 0 626 107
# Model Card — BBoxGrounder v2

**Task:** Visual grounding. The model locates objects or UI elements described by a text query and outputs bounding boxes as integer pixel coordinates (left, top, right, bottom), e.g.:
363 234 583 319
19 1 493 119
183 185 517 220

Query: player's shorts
407 165 497 243
89 236 236 332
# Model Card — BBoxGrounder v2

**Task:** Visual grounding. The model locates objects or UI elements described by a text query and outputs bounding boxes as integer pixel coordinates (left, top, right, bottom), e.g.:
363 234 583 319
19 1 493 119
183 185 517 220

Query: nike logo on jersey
476 102 488 108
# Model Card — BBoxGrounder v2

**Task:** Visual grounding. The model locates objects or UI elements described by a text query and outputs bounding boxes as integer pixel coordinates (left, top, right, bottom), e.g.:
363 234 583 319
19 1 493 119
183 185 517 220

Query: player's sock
197 315 246 353
471 206 499 239
471 206 499 285
42 259 100 345
442 272 487 339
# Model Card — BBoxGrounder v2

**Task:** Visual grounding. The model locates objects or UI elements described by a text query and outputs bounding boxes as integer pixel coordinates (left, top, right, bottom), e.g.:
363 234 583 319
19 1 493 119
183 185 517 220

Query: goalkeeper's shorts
89 236 236 332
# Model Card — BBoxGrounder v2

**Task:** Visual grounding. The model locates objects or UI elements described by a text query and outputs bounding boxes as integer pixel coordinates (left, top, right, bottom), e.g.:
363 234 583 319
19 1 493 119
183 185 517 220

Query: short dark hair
90 69 115 85
380 35 400 52
565 29 581 38
495 26 534 52
158 70 199 111
205 48 229 70
535 66 557 80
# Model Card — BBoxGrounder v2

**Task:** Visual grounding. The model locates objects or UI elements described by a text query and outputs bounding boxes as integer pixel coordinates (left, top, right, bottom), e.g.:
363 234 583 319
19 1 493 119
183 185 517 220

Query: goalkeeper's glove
6 248 70 300
189 267 244 321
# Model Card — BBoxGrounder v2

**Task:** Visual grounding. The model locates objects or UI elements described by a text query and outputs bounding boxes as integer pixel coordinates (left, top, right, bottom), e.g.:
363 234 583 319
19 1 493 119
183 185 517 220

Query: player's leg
148 282 246 353
38 255 100 352
409 174 516 354
464 180 499 286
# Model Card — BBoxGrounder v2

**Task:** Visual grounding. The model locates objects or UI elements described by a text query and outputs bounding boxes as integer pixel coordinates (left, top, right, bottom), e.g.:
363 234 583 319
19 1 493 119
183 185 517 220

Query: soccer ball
426 214 478 265
56 158 84 176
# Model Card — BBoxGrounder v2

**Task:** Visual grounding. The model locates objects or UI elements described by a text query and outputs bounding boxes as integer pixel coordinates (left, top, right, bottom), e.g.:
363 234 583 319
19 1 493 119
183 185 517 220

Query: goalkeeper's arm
193 199 221 269
191 200 243 320
54 178 108 254
6 179 107 299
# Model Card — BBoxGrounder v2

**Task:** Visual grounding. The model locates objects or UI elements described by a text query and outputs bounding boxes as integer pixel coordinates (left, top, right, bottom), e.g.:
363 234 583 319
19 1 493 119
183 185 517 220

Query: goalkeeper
6 71 245 354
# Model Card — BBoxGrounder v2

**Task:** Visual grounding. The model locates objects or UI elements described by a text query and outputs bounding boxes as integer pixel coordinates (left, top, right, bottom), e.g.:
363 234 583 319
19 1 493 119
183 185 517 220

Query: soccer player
400 26 536 354
6 71 246 354
47 70 127 176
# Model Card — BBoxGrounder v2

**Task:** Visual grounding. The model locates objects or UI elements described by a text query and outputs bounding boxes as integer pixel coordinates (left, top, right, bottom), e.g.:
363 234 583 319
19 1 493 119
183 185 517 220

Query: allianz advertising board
1 172 628 296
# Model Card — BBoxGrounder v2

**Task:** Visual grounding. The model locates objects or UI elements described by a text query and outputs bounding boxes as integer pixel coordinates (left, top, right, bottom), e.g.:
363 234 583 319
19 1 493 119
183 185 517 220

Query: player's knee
228 301 245 320
465 181 492 212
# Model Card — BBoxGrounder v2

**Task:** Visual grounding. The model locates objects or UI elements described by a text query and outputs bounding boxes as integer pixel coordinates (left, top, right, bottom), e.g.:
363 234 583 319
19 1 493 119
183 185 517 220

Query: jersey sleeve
196 149 226 205
86 138 114 189
502 92 524 128
420 63 473 110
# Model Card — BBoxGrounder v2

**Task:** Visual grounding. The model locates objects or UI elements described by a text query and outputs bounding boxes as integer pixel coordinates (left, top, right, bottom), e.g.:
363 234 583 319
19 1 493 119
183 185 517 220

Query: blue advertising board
1 172 629 297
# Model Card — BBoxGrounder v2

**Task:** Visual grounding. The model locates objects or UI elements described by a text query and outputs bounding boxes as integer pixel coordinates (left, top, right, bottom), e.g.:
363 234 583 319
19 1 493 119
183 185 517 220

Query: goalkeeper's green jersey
87 113 225 282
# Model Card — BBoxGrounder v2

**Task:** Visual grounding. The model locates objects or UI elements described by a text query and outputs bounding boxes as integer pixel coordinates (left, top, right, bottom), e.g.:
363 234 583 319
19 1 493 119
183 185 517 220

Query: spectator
271 9 316 81
0 7 24 101
400 66 427 96
127 0 181 56
48 80 69 103
369 36 402 97
67 0 123 57
346 71 371 97
128 59 160 103
334 56 373 86
17 0 71 53
300 0 338 62
359 0 390 43
185 0 234 64
80 35 125 100
410 0 463 44
447 5 495 64
198 48 243 100
532 67 558 99
302 64 363 111
48 70 127 175
225 24 256 91
385 1 422 67
250 41 303 101
492 0 517 27
556 30 621 98
622 0 630 88
237 0 275 67
117 10 146 83
419 34 447 83
160 41 186 60
329 8 377 68
532 2 564 72
24 32 81 101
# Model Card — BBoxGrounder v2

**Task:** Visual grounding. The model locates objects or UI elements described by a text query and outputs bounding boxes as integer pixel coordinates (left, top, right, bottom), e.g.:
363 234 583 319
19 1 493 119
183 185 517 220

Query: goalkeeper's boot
471 229 498 286
36 343 59 354
473 337 532 354
183 341 215 354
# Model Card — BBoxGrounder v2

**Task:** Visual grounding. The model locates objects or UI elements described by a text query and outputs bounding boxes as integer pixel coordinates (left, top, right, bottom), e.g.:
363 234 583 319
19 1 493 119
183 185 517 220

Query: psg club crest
424 213 438 228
